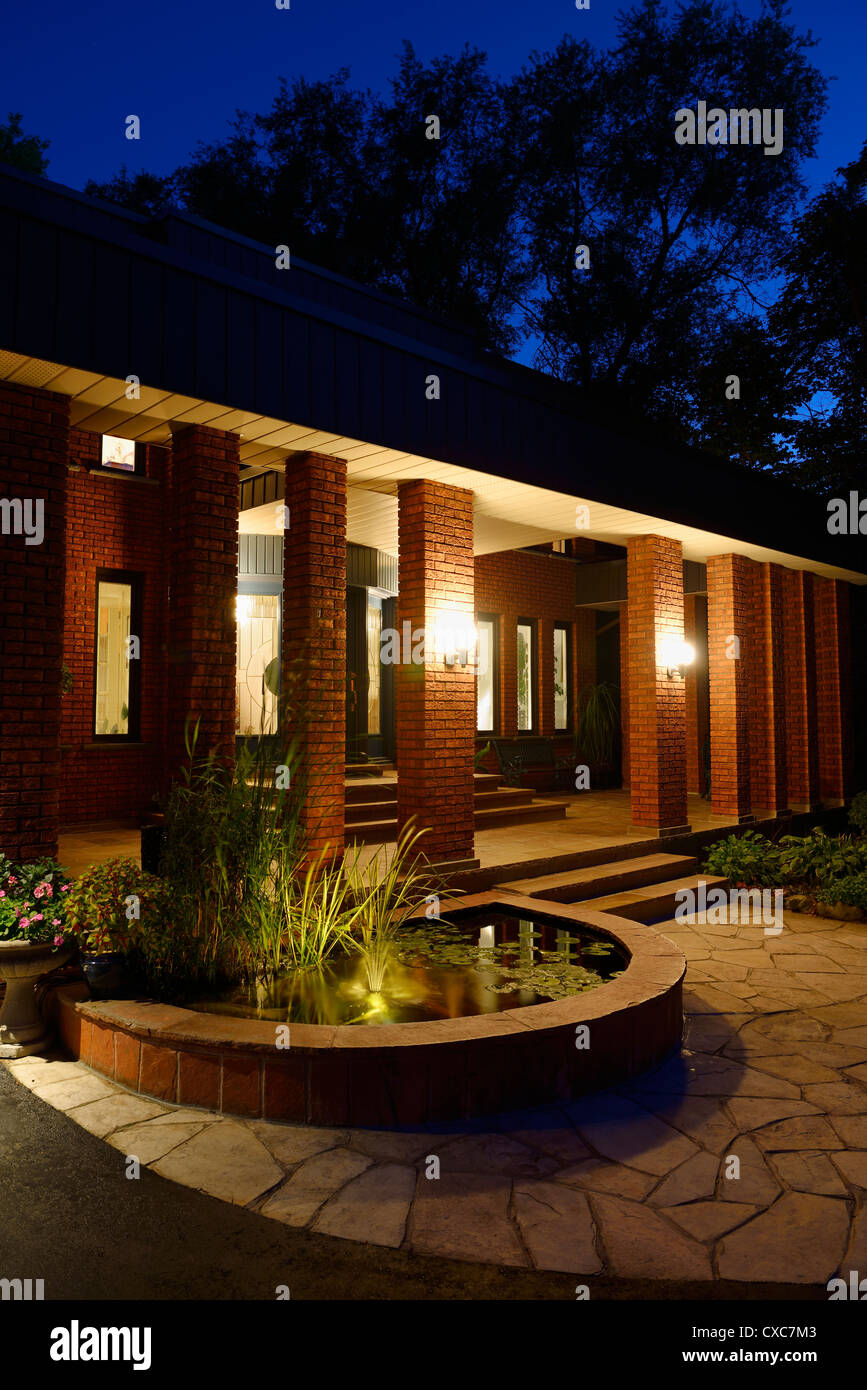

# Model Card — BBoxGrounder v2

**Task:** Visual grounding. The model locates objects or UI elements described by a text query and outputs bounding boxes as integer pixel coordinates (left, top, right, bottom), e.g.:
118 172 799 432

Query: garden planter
0 940 72 1057
82 951 134 1000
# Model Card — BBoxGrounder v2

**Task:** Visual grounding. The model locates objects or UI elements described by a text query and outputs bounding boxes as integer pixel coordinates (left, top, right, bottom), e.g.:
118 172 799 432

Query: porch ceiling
2 350 864 582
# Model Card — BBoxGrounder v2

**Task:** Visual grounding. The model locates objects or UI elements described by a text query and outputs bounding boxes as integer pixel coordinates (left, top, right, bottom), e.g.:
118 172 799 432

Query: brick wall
474 549 594 745
813 577 853 804
59 430 168 824
782 569 820 810
0 382 69 860
706 554 753 819
165 425 239 781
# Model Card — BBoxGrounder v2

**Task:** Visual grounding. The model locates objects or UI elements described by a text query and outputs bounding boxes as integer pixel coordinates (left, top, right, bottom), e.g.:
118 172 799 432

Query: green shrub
814 874 867 910
849 792 867 837
0 854 72 944
63 858 167 954
702 831 782 887
777 829 867 885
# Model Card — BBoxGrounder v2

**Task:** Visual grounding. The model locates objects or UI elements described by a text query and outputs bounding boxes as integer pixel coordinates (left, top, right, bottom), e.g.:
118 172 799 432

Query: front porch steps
343 772 567 845
497 853 700 903
497 854 729 925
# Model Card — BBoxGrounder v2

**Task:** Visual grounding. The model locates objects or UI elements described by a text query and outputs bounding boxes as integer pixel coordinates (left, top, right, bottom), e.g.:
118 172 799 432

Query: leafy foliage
63 858 167 954
702 831 783 888
0 112 49 175
0 854 71 944
813 874 867 911
848 791 867 837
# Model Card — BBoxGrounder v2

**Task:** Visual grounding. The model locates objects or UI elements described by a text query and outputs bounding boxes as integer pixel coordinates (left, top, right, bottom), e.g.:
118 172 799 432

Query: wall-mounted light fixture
434 612 478 668
658 636 695 680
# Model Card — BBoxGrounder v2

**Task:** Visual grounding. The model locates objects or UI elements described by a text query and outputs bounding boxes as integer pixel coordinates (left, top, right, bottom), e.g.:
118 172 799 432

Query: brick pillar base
707 554 754 821
813 577 853 806
0 383 69 862
782 569 820 811
396 480 475 864
166 426 239 781
749 563 788 816
282 453 347 858
626 537 690 835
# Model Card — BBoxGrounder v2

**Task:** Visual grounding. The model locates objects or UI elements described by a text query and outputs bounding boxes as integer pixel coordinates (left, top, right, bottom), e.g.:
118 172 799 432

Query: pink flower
52 918 61 926
53 934 64 946
19 918 29 930
0 891 5 899
7 876 17 886
34 885 45 898
60 884 70 893
33 914 44 922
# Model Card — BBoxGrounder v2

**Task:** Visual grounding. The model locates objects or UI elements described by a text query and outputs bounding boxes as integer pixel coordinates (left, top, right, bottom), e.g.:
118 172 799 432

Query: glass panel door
236 593 280 736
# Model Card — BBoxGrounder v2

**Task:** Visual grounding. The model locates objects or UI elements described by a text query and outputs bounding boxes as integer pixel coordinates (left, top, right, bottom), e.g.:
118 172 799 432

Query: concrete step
496 853 699 903
474 772 501 789
577 874 730 923
474 803 567 831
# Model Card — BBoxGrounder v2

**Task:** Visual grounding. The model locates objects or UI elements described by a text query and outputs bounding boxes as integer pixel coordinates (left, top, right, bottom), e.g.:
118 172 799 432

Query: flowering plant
0 854 72 946
63 858 169 954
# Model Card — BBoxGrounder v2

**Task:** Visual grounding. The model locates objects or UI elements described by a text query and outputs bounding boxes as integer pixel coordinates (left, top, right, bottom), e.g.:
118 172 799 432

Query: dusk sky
5 0 865 197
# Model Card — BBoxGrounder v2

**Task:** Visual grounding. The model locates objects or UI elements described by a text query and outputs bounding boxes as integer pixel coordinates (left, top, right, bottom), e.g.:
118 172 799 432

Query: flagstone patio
7 908 867 1285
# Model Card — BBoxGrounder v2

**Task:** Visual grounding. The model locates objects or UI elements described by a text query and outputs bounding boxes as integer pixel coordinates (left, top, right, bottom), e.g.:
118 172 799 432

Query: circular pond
185 906 629 1026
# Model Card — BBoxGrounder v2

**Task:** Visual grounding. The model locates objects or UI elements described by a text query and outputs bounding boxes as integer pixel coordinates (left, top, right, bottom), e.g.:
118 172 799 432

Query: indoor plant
575 681 621 789
0 855 73 1057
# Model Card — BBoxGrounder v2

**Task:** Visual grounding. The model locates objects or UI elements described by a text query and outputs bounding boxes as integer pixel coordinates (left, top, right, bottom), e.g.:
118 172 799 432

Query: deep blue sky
5 0 865 197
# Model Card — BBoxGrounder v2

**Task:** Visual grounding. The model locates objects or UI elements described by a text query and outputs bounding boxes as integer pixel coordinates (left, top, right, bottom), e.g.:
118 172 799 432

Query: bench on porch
490 737 573 792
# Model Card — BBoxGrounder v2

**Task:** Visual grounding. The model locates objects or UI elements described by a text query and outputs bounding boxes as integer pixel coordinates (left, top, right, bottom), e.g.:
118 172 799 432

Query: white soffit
1 353 863 583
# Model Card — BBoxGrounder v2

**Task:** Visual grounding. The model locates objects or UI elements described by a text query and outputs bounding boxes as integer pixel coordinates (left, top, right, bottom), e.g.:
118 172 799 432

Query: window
517 620 535 732
476 615 499 733
554 624 571 731
236 591 281 736
93 572 142 739
367 597 382 736
100 436 142 474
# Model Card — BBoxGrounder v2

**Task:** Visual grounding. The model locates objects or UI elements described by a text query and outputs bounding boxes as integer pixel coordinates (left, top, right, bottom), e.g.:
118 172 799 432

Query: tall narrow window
554 623 571 731
94 572 141 739
476 615 498 733
517 621 534 732
236 591 281 736
366 597 382 736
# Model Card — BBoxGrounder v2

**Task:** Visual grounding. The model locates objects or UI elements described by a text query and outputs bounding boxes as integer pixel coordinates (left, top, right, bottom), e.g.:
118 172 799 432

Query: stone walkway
7 908 867 1285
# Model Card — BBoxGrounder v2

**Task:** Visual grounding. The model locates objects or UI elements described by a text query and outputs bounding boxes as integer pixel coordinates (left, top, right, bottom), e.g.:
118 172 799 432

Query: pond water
186 906 628 1026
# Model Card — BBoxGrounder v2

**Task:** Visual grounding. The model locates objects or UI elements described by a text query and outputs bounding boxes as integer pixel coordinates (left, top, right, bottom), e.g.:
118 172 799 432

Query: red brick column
625 537 690 834
684 594 700 795
396 480 475 862
619 604 630 789
282 453 347 858
166 426 239 780
748 563 788 816
782 569 820 811
706 554 754 821
0 382 69 862
813 577 853 806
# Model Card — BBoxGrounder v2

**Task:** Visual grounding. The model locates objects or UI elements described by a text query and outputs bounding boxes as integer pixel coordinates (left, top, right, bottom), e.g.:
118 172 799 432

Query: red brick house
1 165 864 869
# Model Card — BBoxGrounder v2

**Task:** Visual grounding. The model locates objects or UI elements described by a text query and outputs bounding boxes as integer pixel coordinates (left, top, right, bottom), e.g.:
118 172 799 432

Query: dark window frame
553 621 573 733
516 617 538 734
475 612 500 735
92 569 143 742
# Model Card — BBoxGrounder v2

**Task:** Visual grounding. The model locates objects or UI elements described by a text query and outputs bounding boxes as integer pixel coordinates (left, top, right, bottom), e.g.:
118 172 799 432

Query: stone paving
7 908 867 1285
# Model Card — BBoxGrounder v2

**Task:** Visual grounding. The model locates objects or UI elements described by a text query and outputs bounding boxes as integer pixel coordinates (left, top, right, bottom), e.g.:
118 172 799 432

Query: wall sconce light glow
235 594 254 624
658 636 695 679
434 611 478 667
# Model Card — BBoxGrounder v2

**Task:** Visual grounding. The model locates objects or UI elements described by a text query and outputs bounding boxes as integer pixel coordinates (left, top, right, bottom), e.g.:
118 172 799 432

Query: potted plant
814 874 867 922
0 855 73 1057
63 858 161 999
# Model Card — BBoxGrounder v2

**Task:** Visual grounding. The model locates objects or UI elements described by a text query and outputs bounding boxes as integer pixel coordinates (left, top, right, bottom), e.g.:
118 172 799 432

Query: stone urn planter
0 940 72 1057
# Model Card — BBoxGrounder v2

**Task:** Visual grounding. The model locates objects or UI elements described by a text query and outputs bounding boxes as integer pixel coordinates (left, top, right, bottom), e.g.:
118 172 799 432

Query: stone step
577 874 730 923
474 788 536 811
345 781 398 805
345 798 399 824
496 853 699 903
474 802 568 831
345 818 398 845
